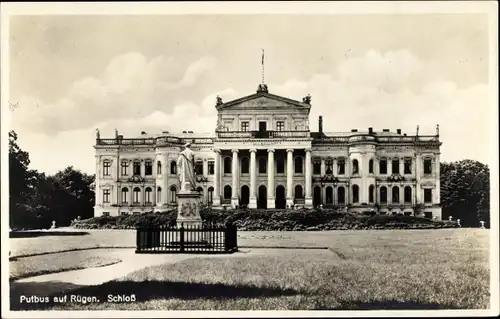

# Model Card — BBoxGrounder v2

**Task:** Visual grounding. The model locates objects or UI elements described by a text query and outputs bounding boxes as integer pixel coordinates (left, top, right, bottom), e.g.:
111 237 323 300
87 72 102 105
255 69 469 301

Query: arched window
170 186 177 203
121 187 128 204
404 186 412 203
259 157 267 174
224 157 232 174
103 160 111 176
313 158 321 175
223 185 232 199
294 156 303 174
133 187 141 204
352 184 359 203
241 157 249 174
294 185 303 198
369 159 374 174
170 161 177 175
392 186 399 203
145 187 152 204
157 187 162 203
157 161 162 175
380 186 387 203
326 186 333 204
352 159 359 175
369 185 375 203
208 186 214 204
196 187 204 202
337 186 345 204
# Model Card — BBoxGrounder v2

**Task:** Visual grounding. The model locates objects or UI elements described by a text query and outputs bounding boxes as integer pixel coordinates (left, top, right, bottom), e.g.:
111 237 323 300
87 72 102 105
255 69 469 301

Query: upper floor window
276 157 285 174
241 121 249 132
276 121 285 131
157 161 162 175
133 161 141 176
313 159 321 175
404 159 412 174
121 161 129 176
326 159 333 174
424 188 432 203
424 159 432 174
392 159 400 174
379 158 387 175
195 160 203 175
103 189 111 203
103 160 111 176
369 159 374 174
241 157 249 174
170 161 177 175
208 160 215 175
145 160 153 176
223 157 232 174
337 158 345 175
294 157 303 174
352 159 359 175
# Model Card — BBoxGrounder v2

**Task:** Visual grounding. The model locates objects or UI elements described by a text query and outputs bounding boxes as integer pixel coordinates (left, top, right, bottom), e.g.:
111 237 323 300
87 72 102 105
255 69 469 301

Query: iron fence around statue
135 222 238 254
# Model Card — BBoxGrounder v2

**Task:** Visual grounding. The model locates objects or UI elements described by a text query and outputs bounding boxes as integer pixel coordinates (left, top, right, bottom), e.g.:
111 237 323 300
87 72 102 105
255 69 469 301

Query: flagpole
261 49 265 85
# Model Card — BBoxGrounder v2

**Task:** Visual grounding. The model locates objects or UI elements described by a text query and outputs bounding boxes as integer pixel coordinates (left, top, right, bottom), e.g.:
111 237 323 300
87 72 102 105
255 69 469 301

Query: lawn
9 228 490 310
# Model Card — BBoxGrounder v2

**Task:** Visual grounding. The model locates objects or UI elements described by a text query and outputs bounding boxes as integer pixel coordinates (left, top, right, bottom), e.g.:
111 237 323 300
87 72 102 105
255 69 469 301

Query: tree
440 160 490 227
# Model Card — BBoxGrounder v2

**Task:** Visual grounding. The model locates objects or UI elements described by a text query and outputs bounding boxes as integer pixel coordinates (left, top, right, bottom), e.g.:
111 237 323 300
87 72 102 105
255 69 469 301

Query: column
140 160 145 177
320 158 326 175
267 149 275 209
152 186 156 208
305 149 313 208
231 149 239 208
286 149 294 207
129 185 133 207
435 154 441 204
415 154 422 203
213 149 221 206
203 159 208 177
249 149 257 208
95 156 101 207
333 158 338 175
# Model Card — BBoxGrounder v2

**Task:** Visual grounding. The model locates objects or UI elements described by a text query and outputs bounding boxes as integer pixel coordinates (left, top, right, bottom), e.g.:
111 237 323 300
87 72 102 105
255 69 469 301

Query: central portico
212 84 313 209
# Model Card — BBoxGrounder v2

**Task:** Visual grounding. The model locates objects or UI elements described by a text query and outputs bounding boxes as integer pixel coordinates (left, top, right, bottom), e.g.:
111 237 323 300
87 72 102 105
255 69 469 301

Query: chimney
382 129 390 132
182 130 187 133
351 129 358 132
162 131 169 134
141 131 147 135
397 129 402 134
368 127 373 134
318 116 323 133
117 135 123 140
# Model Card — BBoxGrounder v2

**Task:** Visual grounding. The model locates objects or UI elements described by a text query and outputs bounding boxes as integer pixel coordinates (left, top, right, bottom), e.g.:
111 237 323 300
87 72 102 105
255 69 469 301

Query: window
157 187 162 203
259 157 267 174
208 160 215 175
294 157 303 174
326 186 333 204
170 186 177 203
404 159 412 174
392 186 400 203
102 212 110 217
224 185 232 199
170 161 177 175
369 185 375 203
276 121 285 131
241 157 249 174
424 211 432 219
326 159 333 174
195 160 203 175
208 186 214 204
380 186 388 203
369 159 374 174
133 161 141 176
196 186 203 197
103 189 110 203
337 186 345 204
338 158 345 175
103 160 111 176
276 157 285 174
133 187 141 204
424 189 432 203
121 187 128 204
145 187 152 204
392 159 399 174
295 185 303 198
352 185 359 203
424 159 432 174
145 160 153 176
224 157 232 174
313 159 321 175
379 158 387 175
157 161 162 175
241 121 249 132
121 161 129 176
404 186 412 203
352 159 359 175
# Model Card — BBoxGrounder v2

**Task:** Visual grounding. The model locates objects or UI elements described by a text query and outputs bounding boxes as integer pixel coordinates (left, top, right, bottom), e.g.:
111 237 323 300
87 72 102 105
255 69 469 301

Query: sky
6 13 494 175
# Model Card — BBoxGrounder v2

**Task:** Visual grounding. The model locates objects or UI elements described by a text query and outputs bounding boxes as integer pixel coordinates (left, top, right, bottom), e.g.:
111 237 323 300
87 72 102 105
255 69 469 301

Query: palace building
93 83 442 219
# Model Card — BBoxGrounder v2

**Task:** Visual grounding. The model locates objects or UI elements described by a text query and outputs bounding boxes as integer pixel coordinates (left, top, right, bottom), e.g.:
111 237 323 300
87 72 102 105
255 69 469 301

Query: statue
416 125 419 136
302 94 311 105
115 128 118 138
216 95 223 106
177 143 196 192
96 128 100 139
436 124 440 136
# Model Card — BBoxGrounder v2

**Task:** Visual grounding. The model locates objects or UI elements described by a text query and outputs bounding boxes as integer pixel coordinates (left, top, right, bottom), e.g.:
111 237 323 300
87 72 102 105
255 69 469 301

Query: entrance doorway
275 185 286 209
240 185 249 207
313 186 322 207
257 185 267 209
258 121 267 132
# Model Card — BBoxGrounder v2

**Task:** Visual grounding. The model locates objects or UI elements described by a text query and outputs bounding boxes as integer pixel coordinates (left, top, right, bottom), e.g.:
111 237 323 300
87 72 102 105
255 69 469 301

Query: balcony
216 130 310 139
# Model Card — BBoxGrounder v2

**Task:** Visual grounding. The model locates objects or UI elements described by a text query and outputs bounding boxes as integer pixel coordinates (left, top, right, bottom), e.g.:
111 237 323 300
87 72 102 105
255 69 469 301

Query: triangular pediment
216 92 311 111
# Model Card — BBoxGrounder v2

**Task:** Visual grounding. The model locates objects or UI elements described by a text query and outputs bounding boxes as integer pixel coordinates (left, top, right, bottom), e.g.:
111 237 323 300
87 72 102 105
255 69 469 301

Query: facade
94 84 442 219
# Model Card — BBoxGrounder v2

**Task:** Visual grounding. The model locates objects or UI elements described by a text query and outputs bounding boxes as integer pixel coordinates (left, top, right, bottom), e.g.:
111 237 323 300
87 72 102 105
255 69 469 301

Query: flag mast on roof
258 49 268 93
261 49 265 85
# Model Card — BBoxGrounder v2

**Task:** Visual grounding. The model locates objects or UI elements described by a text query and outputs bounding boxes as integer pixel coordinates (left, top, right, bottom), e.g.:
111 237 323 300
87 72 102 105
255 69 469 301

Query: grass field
9 228 490 310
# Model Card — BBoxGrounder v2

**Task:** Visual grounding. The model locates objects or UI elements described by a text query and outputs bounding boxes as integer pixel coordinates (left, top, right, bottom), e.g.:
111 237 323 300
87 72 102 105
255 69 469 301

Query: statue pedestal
176 191 203 228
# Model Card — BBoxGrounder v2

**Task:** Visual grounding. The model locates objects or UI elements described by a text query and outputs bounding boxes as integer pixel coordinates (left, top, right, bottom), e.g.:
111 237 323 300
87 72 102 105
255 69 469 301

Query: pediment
216 92 310 111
